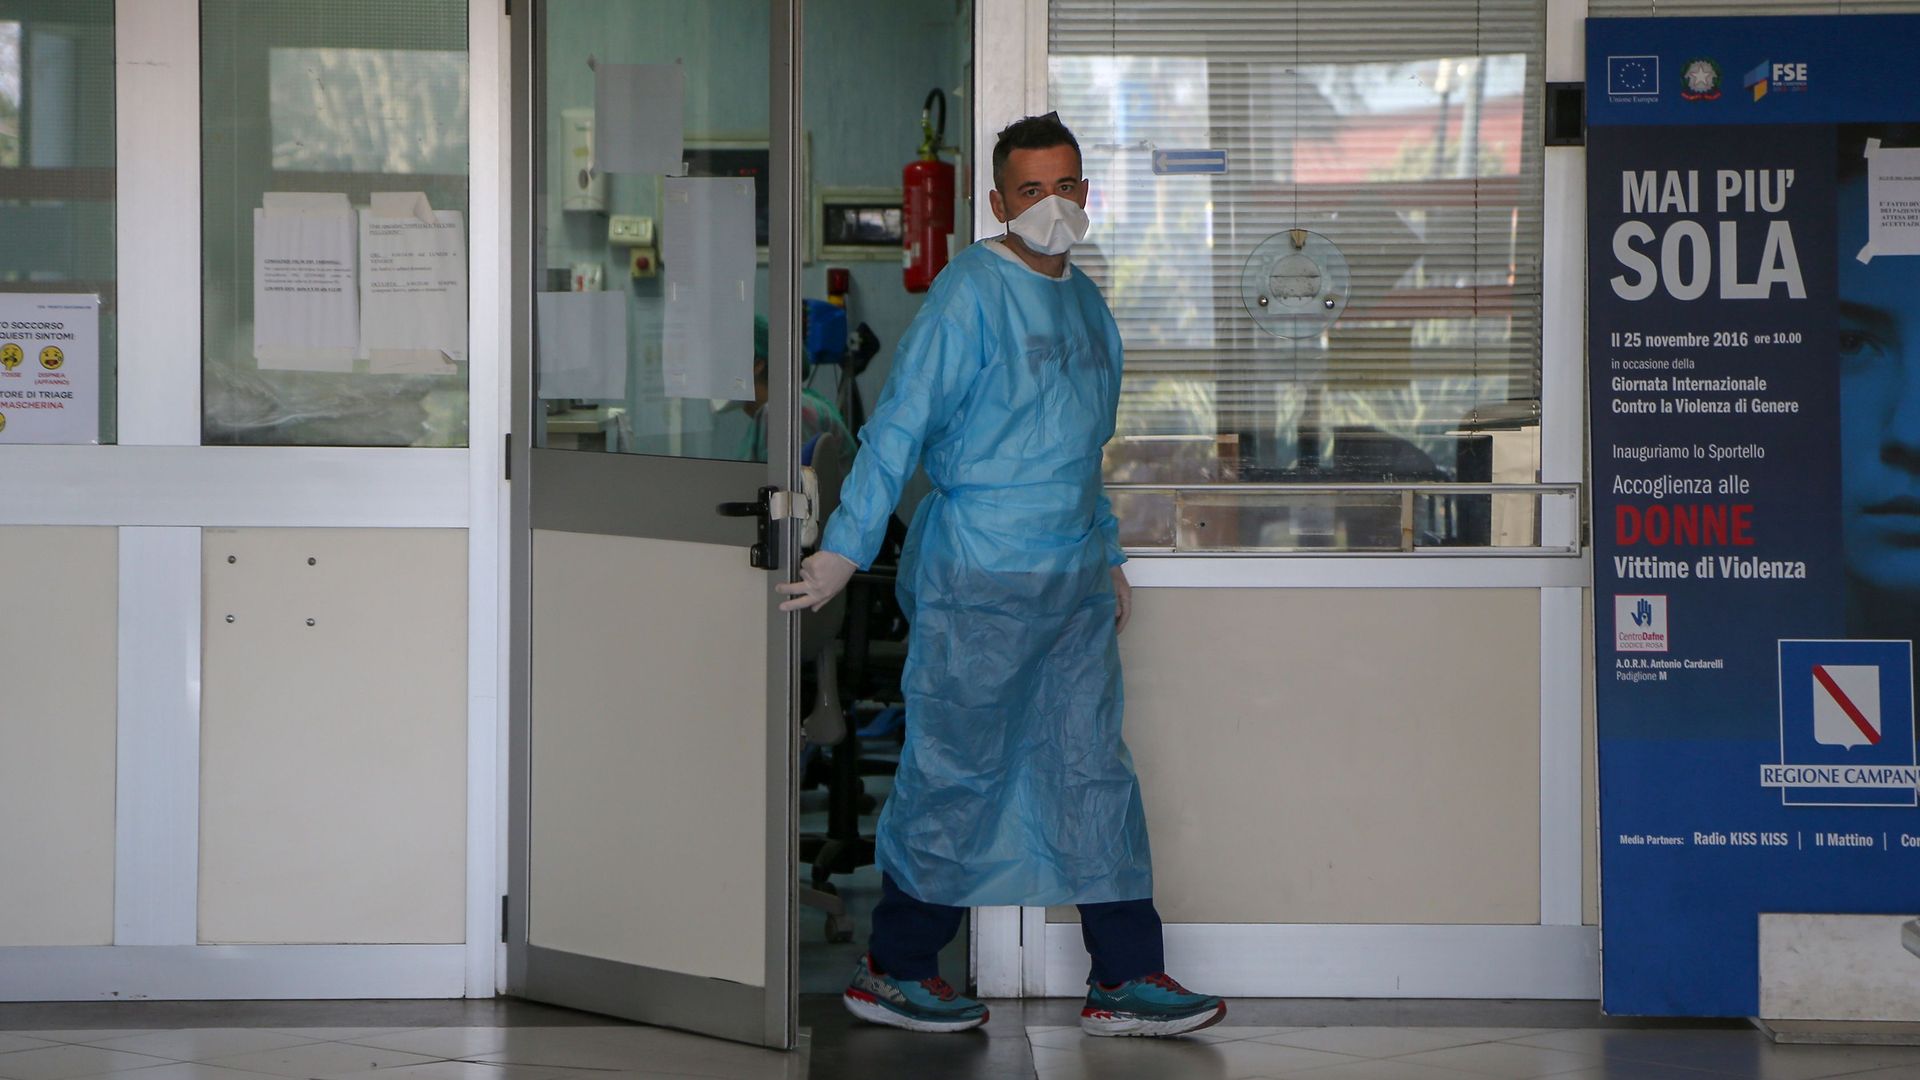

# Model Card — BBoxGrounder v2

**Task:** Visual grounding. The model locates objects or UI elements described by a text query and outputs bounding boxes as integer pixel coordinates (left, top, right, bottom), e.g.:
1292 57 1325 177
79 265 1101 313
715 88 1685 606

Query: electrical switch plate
608 214 655 247
630 247 659 279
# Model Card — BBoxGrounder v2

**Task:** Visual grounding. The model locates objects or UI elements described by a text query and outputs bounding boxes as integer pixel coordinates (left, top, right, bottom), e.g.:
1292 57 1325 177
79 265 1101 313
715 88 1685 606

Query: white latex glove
1112 565 1133 635
777 550 858 613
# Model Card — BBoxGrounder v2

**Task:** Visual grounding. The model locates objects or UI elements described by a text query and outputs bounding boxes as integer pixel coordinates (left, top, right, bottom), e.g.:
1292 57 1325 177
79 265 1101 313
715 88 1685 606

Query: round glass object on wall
1241 228 1351 339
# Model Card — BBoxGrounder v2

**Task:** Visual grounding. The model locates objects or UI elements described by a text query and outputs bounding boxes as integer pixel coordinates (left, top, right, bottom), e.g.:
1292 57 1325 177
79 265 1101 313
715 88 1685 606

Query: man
1837 126 1920 642
776 114 1225 1037
737 315 855 472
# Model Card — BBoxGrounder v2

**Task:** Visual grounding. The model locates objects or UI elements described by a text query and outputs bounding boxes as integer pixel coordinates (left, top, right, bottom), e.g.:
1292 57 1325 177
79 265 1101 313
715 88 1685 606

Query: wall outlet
608 214 655 247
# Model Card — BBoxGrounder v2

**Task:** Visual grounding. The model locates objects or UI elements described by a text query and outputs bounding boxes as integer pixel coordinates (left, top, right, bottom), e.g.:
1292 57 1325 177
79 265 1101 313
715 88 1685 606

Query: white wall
0 527 118 947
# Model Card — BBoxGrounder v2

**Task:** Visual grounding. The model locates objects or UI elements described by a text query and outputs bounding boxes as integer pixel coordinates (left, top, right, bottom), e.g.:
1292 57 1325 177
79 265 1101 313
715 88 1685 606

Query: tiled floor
0 1022 803 1080
1027 1024 1920 1080
3 1000 1918 1080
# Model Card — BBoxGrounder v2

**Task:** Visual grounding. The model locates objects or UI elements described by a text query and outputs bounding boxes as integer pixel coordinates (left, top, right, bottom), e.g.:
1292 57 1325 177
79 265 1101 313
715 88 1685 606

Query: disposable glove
776 550 857 613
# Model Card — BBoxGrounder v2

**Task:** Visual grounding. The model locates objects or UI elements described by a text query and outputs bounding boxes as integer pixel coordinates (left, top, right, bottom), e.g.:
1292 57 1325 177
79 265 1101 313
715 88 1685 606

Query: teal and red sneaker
1080 972 1226 1037
842 954 990 1033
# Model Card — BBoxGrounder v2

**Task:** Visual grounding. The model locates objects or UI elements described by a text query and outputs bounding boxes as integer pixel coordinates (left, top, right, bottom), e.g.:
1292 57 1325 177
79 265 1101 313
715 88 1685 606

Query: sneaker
842 954 990 1033
1080 973 1226 1037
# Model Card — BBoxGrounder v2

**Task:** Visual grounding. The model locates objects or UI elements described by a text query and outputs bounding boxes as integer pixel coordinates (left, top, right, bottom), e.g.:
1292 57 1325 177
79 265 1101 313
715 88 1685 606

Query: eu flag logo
1608 55 1660 97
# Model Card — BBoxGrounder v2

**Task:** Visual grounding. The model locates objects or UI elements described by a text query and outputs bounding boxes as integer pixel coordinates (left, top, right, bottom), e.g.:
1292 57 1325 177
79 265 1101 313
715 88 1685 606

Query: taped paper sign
536 290 628 401
359 191 467 374
661 176 755 401
254 192 358 372
592 59 686 175
1855 138 1920 263
0 294 100 445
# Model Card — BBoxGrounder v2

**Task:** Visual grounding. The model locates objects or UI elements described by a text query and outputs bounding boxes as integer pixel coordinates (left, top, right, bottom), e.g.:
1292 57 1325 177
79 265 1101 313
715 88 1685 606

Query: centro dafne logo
1764 640 1919 808
1681 57 1723 101
1615 594 1668 653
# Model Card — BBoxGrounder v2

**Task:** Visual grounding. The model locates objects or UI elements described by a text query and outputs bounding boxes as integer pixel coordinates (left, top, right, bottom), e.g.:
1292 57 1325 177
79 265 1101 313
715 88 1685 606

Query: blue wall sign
1588 14 1920 1017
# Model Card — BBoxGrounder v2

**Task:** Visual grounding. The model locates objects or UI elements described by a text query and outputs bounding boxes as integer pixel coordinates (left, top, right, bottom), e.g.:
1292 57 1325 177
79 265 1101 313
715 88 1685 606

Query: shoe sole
843 989 989 1033
1080 1000 1227 1038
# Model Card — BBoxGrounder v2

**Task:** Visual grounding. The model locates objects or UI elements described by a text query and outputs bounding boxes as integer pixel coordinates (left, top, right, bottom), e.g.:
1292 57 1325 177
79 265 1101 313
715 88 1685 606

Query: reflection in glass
202 0 469 447
533 0 769 461
0 0 116 441
1052 2 1547 550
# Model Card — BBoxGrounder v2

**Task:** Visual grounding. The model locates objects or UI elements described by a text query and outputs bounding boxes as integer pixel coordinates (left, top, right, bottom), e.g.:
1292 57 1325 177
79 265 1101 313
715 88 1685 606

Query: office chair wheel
824 912 855 944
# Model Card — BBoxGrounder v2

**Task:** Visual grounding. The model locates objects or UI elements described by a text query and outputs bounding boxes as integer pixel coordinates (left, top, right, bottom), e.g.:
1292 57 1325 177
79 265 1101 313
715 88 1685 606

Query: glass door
506 0 802 1049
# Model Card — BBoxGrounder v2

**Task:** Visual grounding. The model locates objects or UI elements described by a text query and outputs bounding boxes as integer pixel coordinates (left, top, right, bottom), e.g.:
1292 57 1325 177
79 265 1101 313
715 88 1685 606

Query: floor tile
1193 1029 1315 1045
1396 1041 1602 1078
4 1039 160 1050
258 1032 414 1044
0 1044 54 1059
1026 1028 1092 1051
1511 1029 1920 1080
0 1046 178 1080
480 1029 793 1077
341 1031 515 1060
1257 1027 1513 1058
326 1062 576 1080
65 1064 291 1080
198 1043 438 1079
1435 1029 1563 1044
1187 1039 1367 1079
1551 1066 1768 1080
84 1033 319 1064
1829 1065 1920 1080
1274 1059 1491 1080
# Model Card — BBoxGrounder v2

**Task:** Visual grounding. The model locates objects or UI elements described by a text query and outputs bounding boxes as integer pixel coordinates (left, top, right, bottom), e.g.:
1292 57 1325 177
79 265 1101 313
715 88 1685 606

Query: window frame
977 0 1586 582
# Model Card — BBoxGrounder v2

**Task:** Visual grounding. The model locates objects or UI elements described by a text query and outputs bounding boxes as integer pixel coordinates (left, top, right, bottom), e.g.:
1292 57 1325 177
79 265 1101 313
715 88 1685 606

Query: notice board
1588 14 1920 1016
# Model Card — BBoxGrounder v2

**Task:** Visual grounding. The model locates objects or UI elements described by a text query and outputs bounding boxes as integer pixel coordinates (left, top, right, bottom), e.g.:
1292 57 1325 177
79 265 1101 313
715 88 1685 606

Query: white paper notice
0 294 101 445
592 61 685 175
254 192 358 372
1857 138 1920 263
537 291 628 400
360 192 467 374
661 176 755 401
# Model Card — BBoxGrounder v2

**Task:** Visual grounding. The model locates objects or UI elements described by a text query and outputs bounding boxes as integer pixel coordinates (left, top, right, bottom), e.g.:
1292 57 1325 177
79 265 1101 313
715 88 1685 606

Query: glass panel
1050 0 1548 551
201 0 470 447
0 0 115 445
533 0 769 459
1142 487 1572 553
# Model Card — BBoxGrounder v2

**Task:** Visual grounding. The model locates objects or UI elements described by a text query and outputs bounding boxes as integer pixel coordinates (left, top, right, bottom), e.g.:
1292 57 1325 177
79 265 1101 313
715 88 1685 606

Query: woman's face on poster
1837 170 1920 601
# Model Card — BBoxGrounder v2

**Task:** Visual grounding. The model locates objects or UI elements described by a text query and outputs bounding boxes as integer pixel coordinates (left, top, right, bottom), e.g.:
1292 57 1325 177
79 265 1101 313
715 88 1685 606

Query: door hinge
501 895 510 943
504 432 513 481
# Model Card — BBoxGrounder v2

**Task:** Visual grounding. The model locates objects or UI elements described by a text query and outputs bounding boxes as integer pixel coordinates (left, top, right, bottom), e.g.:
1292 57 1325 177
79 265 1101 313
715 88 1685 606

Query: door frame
0 0 507 1001
503 0 803 1049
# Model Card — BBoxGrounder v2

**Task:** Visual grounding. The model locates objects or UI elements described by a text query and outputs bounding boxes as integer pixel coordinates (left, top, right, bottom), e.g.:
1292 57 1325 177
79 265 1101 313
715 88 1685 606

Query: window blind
1589 0 1920 16
1050 0 1545 477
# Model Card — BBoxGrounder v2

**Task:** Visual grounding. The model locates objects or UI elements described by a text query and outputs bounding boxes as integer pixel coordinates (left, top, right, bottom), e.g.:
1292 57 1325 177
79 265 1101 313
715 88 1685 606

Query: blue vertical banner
1588 15 1920 1016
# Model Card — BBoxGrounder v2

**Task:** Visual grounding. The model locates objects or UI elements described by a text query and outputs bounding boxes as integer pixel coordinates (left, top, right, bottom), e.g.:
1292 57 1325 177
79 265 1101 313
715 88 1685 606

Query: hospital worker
776 114 1225 1037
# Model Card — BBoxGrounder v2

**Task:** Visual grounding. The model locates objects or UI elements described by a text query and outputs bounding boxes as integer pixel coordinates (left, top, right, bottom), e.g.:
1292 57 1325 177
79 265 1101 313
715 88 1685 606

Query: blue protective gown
819 240 1153 908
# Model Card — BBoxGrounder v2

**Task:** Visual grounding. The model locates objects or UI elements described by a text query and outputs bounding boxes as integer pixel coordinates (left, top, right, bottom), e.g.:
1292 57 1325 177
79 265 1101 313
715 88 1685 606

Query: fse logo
1615 595 1668 653
1743 60 1809 101
1765 641 1918 807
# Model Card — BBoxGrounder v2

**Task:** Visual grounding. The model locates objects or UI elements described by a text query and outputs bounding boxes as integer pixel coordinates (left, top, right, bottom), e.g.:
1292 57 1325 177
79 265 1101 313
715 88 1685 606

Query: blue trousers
868 873 1164 986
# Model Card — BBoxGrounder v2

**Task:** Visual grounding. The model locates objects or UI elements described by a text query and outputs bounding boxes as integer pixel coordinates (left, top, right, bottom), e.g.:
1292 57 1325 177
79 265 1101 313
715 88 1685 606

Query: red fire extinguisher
903 89 955 293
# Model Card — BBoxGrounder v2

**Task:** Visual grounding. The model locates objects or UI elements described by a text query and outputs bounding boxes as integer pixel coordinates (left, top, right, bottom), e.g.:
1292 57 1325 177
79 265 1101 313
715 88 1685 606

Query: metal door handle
716 486 777 569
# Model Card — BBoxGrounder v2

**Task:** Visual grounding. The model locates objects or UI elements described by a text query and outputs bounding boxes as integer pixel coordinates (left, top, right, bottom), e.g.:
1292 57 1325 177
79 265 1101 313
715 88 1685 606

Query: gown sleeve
820 310 978 570
1094 489 1127 568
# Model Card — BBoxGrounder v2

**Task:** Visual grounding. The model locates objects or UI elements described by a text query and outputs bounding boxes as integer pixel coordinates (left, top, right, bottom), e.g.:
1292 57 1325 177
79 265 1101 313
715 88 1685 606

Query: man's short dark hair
992 112 1081 192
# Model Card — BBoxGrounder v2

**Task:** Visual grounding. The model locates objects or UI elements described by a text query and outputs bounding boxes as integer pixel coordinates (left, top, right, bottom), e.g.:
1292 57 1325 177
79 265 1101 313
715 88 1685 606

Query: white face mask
1006 194 1090 256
